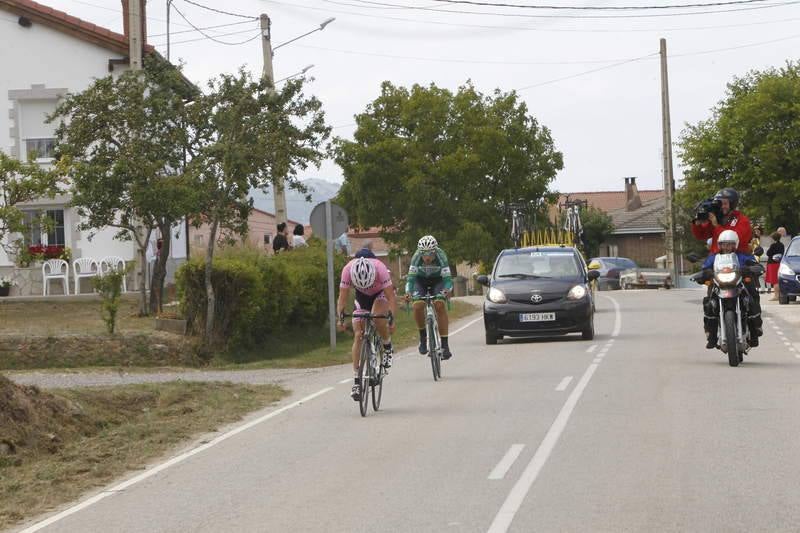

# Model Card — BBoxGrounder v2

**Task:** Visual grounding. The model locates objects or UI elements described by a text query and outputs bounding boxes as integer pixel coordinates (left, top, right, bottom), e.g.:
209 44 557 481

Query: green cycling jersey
405 247 454 293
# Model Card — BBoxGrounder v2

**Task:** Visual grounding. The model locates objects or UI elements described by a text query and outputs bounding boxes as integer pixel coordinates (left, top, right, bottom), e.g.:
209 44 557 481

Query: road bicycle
510 204 526 249
342 310 392 417
409 292 449 381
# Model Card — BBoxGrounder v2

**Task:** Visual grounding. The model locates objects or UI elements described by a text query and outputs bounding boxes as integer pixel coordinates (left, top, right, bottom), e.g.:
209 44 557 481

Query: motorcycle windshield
713 253 739 273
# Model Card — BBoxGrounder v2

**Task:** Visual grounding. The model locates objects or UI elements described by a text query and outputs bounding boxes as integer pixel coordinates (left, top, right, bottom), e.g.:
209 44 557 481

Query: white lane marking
487 294 622 533
488 444 526 480
19 387 335 533
592 358 602 364
555 376 573 391
586 344 598 353
607 339 616 344
784 341 792 347
450 315 484 336
603 295 622 337
488 364 601 533
338 378 352 384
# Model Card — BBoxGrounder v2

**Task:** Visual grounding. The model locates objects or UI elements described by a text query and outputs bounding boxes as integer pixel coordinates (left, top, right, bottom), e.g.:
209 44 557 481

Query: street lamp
276 64 315 84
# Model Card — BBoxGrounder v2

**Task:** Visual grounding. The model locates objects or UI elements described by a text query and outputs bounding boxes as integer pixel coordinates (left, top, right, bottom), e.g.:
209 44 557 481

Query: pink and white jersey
340 258 393 296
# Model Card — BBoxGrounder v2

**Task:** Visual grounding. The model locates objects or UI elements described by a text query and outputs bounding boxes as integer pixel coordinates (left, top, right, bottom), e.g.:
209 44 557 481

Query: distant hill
251 179 341 224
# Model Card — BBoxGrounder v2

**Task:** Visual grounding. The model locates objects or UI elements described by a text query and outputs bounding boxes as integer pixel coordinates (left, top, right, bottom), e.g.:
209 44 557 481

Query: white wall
0 11 130 267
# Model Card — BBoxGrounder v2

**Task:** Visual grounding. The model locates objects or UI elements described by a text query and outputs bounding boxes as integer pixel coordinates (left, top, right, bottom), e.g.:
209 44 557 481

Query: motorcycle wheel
723 310 740 367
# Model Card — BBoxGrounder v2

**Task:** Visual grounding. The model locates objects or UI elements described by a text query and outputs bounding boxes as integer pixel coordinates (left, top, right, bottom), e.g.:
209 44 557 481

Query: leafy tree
51 57 197 315
187 72 329 344
0 152 61 258
678 61 800 234
578 207 615 259
334 81 563 268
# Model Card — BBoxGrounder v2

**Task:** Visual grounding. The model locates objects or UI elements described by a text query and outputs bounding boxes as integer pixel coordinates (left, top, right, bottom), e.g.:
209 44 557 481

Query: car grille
508 294 563 305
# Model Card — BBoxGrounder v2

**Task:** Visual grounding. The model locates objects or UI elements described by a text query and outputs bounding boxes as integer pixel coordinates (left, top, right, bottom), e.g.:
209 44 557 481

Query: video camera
694 198 723 222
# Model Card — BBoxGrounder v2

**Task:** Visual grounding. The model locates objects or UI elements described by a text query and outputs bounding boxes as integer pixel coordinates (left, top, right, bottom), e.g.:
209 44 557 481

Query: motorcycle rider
698 230 763 349
692 188 762 349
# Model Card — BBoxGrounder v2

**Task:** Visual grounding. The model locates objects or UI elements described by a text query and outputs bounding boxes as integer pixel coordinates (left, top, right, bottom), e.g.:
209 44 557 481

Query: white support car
619 267 673 290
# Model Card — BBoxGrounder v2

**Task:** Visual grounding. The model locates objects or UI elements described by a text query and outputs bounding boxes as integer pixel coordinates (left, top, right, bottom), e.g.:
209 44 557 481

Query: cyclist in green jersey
404 235 455 359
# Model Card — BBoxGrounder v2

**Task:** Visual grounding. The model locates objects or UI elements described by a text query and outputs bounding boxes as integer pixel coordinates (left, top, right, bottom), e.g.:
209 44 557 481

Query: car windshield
787 240 800 257
495 252 581 279
604 258 637 269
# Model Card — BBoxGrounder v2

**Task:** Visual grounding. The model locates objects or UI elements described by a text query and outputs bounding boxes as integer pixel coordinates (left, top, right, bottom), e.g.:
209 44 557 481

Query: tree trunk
149 221 172 315
203 218 219 345
138 228 153 317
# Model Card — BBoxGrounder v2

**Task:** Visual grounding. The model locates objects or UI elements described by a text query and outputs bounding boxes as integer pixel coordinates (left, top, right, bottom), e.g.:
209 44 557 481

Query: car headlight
567 285 587 300
488 287 507 303
779 263 796 276
715 271 737 284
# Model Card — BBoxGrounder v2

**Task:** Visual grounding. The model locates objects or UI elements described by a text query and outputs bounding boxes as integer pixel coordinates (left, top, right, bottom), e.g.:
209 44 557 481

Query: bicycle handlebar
340 311 394 325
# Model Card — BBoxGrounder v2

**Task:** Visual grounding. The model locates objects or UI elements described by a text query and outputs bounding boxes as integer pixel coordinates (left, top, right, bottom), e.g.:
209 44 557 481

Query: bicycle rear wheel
371 349 383 412
358 341 371 417
427 318 441 381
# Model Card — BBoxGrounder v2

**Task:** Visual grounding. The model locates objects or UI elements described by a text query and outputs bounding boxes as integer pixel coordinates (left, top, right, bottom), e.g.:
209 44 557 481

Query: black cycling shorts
411 277 446 301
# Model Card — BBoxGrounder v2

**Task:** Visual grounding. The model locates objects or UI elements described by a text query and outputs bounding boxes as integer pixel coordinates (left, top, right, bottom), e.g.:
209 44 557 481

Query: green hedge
177 242 346 347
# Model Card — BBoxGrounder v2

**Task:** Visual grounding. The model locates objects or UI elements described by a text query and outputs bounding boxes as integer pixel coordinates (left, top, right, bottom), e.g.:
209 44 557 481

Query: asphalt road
15 289 800 533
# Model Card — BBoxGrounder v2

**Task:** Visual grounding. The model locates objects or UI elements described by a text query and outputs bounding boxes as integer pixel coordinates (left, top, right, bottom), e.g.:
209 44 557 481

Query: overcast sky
36 0 800 194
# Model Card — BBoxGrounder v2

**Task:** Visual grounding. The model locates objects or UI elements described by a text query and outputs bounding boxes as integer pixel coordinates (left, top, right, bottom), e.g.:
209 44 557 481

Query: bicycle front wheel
427 319 441 381
358 340 371 417
371 350 383 412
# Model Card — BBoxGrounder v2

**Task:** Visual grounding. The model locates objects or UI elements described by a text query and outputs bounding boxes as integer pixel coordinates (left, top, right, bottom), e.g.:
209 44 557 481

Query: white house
0 0 187 295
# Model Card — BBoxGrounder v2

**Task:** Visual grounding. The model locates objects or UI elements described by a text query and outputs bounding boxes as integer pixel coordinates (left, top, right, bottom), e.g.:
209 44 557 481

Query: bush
93 267 128 334
176 242 344 348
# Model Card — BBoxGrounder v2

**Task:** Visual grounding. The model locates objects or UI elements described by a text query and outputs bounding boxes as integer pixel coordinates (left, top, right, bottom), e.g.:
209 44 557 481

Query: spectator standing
355 240 376 259
292 223 308 248
272 222 290 254
765 230 785 299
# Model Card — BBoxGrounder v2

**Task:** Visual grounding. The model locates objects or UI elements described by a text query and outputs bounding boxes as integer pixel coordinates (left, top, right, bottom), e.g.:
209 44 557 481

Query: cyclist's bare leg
371 298 392 343
412 300 426 329
351 319 365 374
433 299 449 335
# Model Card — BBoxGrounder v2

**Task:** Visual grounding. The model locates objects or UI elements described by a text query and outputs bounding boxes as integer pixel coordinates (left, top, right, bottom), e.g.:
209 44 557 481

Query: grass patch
215 299 479 369
0 376 287 529
0 296 153 336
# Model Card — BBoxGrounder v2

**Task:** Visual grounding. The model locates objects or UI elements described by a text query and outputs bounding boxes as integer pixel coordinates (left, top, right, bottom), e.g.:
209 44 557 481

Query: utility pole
260 13 288 226
660 38 679 284
128 0 143 70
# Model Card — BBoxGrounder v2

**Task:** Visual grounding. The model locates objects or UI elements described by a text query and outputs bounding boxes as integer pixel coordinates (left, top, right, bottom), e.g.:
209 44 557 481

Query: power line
265 1 800 33
516 54 658 91
294 43 658 65
149 19 257 38
179 0 257 20
273 0 800 20
516 30 800 90
171 3 261 45
152 27 261 46
427 0 773 10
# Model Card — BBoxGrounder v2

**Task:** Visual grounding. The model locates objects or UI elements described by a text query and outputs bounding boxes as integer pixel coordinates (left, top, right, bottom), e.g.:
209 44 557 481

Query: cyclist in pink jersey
336 257 397 401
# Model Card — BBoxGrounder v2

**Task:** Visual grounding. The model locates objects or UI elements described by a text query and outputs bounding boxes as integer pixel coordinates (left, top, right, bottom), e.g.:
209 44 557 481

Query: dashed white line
488 294 621 533
592 358 602 364
488 364 601 533
555 376 573 391
488 444 526 480
338 378 352 384
586 344 598 353
19 387 335 533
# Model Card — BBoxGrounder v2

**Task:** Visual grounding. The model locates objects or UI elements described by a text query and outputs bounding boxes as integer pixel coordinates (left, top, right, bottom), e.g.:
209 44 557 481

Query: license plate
519 312 555 322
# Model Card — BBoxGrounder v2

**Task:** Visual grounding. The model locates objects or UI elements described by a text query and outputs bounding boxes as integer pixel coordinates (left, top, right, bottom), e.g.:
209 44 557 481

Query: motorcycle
691 252 764 367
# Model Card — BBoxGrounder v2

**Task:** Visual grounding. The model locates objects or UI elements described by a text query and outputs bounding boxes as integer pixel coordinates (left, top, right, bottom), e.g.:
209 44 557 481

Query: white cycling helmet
350 257 376 290
418 235 438 251
718 229 739 249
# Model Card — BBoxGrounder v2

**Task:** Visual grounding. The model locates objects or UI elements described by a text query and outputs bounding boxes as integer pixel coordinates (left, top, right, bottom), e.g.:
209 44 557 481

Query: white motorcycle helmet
717 229 739 253
350 257 377 290
417 235 438 251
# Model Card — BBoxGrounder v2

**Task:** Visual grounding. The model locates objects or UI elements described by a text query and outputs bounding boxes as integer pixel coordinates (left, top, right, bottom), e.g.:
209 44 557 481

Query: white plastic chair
100 256 127 292
42 259 69 296
73 257 99 295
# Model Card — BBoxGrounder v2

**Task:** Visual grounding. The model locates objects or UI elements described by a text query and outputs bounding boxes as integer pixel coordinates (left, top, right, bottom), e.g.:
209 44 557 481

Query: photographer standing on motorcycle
691 188 762 348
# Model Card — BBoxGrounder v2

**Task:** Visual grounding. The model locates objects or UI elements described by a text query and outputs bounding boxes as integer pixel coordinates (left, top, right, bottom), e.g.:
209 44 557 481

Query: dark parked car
587 256 637 290
778 236 800 305
478 246 600 344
